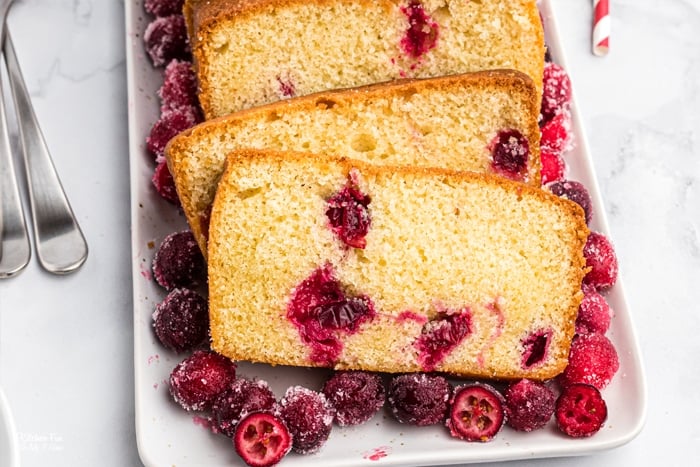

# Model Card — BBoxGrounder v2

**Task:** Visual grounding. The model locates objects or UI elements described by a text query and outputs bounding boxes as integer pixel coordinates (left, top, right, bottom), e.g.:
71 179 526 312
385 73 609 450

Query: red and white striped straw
593 0 610 56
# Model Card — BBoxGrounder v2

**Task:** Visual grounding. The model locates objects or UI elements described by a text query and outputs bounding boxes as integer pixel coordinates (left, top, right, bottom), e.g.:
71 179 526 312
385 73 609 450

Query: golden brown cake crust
208 149 589 380
165 70 542 256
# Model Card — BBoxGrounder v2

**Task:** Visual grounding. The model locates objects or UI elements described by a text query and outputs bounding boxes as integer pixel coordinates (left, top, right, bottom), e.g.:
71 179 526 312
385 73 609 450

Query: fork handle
3 29 88 274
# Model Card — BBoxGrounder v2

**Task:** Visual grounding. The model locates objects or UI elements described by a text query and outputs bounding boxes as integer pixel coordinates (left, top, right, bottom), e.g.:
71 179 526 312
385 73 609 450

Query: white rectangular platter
126 1 647 465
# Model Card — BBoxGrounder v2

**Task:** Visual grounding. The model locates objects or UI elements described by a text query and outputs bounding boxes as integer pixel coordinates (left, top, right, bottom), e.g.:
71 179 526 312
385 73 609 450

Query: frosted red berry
446 383 505 442
152 288 208 352
400 1 439 59
234 412 292 467
321 371 385 426
169 350 237 411
388 373 452 426
540 150 566 184
144 0 184 17
541 62 572 124
278 386 334 454
490 129 530 182
143 15 190 67
504 379 556 432
575 287 612 335
159 59 199 112
416 310 471 371
146 105 202 161
211 378 278 438
326 177 371 249
555 383 608 437
547 180 593 225
583 232 618 290
540 112 571 155
559 333 619 390
152 159 180 205
152 230 206 290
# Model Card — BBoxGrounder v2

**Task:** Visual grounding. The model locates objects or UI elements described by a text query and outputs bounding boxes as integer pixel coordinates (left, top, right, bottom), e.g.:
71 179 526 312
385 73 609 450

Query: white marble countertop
0 0 697 466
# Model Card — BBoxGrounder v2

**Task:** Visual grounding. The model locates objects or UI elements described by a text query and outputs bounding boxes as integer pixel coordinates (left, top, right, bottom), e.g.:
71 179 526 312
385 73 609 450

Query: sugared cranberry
152 159 180 205
159 59 199 112
446 383 505 442
489 129 530 182
555 383 608 437
540 150 566 184
152 288 208 352
211 378 278 438
416 310 471 371
547 180 593 225
504 379 556 432
169 350 237 411
326 176 371 249
146 105 202 161
144 0 184 17
143 15 190 67
521 329 552 368
540 112 571 155
541 62 572 124
278 386 334 454
234 412 292 467
400 1 439 59
287 266 375 365
559 333 619 390
575 287 612 335
387 373 452 426
152 230 206 290
583 232 619 290
321 371 385 426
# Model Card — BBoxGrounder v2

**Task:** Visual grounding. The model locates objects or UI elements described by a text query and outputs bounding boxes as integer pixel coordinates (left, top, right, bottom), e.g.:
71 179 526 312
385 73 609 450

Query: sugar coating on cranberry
152 230 206 290
400 1 439 59
326 174 371 249
387 373 452 426
152 159 180 205
211 378 278 438
144 0 184 17
504 379 556 432
159 59 199 112
234 412 292 467
321 371 385 426
416 309 472 371
146 105 202 161
169 350 237 411
489 129 530 182
540 112 572 155
583 232 619 290
576 287 612 335
547 180 593 225
143 15 190 67
521 329 552 368
555 383 608 438
287 265 375 365
541 62 572 124
446 383 505 442
559 333 619 390
278 386 334 454
540 150 566 184
152 288 208 352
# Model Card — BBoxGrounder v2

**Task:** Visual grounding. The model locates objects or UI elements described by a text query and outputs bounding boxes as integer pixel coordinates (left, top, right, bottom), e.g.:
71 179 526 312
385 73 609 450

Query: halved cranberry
489 129 530 182
233 412 292 467
555 383 608 437
415 310 471 371
446 383 505 442
326 177 371 249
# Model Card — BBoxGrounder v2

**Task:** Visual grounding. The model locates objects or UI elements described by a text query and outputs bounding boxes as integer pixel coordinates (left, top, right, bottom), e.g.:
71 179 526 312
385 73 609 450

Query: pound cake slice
166 70 542 255
184 0 545 118
208 149 589 380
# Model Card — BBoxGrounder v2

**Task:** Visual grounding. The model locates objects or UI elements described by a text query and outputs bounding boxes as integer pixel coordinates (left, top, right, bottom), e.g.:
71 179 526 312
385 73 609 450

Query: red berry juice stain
396 310 428 326
277 75 296 98
363 446 392 461
400 1 439 59
140 261 152 280
147 354 160 365
477 298 506 368
192 415 214 432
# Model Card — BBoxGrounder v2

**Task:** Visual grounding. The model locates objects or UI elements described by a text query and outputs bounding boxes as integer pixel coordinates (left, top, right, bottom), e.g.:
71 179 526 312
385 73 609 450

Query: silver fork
0 0 30 278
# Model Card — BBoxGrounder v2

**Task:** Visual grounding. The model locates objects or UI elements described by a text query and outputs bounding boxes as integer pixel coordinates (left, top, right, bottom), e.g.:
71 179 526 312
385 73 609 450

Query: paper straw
593 0 610 56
